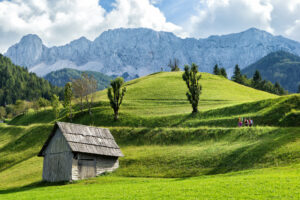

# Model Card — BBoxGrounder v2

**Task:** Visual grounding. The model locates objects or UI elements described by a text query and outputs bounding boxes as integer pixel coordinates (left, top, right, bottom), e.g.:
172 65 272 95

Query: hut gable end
45 129 72 155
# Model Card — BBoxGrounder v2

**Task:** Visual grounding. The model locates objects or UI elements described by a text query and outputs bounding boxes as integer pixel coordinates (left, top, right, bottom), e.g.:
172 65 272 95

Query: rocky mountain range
5 28 300 78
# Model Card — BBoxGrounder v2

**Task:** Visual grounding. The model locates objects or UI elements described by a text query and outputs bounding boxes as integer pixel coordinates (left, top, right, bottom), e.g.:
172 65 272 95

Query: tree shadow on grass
0 181 70 195
207 128 298 175
171 113 198 127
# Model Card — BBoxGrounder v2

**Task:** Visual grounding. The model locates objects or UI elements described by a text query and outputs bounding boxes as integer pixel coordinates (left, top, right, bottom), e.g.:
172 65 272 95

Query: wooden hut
38 122 123 182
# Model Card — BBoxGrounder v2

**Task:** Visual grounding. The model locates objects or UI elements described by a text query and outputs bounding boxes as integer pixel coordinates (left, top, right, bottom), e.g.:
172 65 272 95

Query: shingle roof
38 122 123 157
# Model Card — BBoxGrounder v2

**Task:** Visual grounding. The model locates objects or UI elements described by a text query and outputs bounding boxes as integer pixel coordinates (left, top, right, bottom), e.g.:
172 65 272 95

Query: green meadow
1 72 300 199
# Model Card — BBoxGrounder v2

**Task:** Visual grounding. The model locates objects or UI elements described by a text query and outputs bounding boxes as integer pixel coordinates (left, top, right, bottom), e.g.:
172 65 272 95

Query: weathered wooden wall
96 155 119 175
71 153 119 180
43 129 73 182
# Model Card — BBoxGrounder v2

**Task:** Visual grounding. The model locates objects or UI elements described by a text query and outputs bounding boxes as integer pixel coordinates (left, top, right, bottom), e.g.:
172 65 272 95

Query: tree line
231 65 287 95
212 64 287 95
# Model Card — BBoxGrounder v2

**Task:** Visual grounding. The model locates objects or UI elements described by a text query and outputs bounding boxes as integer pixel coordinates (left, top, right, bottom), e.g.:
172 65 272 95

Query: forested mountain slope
0 54 63 106
242 51 300 93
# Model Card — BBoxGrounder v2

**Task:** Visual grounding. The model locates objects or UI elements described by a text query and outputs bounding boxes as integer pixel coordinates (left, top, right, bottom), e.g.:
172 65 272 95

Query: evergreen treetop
232 64 243 83
220 68 227 79
213 64 221 75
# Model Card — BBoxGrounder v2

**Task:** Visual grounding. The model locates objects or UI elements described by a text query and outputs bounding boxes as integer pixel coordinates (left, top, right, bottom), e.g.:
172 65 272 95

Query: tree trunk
192 106 198 113
80 96 83 112
88 104 92 116
69 105 72 122
114 110 119 121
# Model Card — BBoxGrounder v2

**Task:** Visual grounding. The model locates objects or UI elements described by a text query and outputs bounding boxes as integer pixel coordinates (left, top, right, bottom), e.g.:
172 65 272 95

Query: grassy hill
1 72 300 199
93 72 277 116
242 51 300 93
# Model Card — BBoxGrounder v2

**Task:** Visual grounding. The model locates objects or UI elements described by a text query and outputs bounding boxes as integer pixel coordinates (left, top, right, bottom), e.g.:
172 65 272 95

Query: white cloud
185 0 300 42
186 0 274 38
1 0 300 53
0 0 183 53
269 0 300 40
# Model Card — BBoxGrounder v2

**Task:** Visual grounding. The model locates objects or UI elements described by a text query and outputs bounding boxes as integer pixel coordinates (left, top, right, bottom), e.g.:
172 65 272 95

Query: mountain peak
5 34 44 67
95 27 176 42
20 34 43 44
242 27 272 35
70 36 91 46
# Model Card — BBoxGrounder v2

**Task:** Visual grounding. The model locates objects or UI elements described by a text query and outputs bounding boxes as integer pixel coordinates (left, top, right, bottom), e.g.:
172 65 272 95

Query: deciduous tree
182 63 202 113
0 106 6 120
51 94 60 120
72 77 85 112
38 97 49 110
15 100 26 115
64 82 73 121
107 77 126 120
72 73 97 115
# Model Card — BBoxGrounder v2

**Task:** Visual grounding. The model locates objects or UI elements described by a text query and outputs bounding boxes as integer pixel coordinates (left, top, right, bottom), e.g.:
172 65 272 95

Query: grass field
2 166 300 200
1 72 300 199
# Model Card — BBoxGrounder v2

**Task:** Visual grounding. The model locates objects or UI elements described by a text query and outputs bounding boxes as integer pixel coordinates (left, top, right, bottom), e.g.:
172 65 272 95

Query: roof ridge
57 121 109 130
64 132 114 139
68 141 120 149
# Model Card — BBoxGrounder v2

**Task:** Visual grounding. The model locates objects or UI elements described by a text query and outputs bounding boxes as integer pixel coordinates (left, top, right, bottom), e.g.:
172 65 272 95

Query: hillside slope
92 72 277 115
242 51 300 92
11 72 293 128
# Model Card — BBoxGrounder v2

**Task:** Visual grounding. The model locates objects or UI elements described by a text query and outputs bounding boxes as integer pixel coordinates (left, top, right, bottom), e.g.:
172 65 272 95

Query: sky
0 0 300 53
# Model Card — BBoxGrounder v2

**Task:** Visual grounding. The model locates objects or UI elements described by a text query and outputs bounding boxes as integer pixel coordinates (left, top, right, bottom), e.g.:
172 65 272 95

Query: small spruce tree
168 58 180 71
274 82 286 95
220 68 227 78
182 63 202 113
232 64 243 84
213 64 221 75
252 70 262 89
107 77 127 121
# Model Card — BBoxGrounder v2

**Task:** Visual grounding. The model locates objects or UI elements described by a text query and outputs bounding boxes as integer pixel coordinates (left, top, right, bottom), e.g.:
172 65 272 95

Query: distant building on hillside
38 122 123 182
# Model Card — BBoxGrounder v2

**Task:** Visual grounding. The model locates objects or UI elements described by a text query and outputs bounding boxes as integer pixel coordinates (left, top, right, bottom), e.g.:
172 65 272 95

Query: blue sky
99 0 115 12
0 0 300 53
98 0 199 24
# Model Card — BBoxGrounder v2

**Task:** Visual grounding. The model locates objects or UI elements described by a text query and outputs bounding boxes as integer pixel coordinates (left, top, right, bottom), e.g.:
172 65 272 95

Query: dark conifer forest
0 54 63 106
